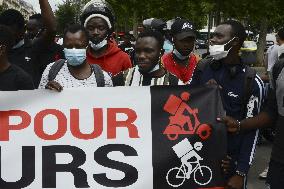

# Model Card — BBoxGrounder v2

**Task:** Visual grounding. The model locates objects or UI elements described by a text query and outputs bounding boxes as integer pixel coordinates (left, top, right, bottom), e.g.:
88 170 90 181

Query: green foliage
0 5 6 14
56 0 283 34
55 2 77 34
200 0 283 29
71 0 209 31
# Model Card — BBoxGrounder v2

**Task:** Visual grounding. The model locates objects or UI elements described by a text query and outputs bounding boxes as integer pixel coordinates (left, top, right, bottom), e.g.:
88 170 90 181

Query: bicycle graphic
166 161 212 187
166 138 212 187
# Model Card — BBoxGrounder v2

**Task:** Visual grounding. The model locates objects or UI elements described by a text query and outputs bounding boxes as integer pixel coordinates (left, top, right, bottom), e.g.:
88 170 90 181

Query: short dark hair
220 20 247 45
63 24 89 42
278 28 284 41
137 29 164 49
29 13 42 21
28 14 43 29
0 9 25 30
0 25 15 52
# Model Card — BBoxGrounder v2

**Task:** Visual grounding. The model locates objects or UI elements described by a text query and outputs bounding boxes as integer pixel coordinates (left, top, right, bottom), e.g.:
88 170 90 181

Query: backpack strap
241 66 256 118
48 59 66 81
91 64 105 87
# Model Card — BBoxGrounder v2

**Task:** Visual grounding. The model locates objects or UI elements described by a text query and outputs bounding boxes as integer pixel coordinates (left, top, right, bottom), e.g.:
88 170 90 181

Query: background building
0 0 36 19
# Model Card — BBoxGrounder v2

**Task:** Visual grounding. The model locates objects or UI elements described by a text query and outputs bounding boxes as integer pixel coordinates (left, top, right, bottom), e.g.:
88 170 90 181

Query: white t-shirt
38 61 113 89
267 44 279 72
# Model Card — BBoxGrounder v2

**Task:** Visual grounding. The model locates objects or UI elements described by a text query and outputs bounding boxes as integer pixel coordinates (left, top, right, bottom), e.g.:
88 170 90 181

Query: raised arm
39 0 57 43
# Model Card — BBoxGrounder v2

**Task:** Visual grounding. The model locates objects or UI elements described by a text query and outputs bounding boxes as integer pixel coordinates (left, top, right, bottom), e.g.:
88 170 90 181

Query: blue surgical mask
89 38 108 51
173 49 189 60
64 48 86 67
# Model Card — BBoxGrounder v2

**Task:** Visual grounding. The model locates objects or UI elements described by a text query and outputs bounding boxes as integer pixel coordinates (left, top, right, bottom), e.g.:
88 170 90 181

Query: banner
0 86 226 189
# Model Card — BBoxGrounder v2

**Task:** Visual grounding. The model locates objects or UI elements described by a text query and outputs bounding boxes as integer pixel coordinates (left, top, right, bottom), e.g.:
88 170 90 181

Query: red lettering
70 108 103 140
34 109 67 140
107 108 139 139
0 110 31 141
1 108 140 141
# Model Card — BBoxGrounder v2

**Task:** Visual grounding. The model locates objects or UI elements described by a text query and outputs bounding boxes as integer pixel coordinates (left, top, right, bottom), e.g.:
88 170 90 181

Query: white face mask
89 38 108 51
209 37 235 60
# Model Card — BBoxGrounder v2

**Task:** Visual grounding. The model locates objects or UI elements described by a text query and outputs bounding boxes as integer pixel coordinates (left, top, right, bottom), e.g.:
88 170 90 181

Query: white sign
0 87 152 189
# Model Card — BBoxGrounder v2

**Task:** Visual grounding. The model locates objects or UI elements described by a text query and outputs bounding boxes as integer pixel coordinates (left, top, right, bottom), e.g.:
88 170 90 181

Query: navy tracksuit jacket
191 62 265 176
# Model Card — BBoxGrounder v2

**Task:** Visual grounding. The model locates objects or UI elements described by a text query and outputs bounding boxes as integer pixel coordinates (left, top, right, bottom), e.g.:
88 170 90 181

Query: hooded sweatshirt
87 40 132 76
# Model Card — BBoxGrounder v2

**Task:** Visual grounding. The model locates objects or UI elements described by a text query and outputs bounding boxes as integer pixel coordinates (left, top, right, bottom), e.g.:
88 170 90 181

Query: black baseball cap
171 19 196 40
151 18 166 31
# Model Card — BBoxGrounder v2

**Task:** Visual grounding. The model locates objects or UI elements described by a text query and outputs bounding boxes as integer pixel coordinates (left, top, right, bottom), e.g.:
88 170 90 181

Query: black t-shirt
8 40 34 77
0 64 35 91
8 39 64 87
31 40 64 86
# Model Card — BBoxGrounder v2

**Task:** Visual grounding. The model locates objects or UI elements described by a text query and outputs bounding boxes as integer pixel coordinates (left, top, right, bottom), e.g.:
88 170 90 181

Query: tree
200 0 284 66
80 0 209 35
55 1 77 34
57 0 283 66
221 0 282 66
0 5 6 14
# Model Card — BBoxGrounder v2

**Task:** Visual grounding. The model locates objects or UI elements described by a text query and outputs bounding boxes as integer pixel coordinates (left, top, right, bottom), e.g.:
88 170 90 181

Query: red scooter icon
163 92 212 141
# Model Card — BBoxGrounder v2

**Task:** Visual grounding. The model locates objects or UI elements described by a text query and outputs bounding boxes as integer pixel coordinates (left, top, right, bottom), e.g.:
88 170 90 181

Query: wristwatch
236 170 246 177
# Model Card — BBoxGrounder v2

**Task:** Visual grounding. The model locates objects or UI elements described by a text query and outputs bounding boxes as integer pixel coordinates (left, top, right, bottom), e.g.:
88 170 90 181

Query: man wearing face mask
125 29 170 86
191 20 264 189
162 19 200 85
0 25 34 91
0 9 33 76
0 0 64 88
25 14 44 41
25 13 65 87
38 24 112 91
218 27 284 189
80 0 132 85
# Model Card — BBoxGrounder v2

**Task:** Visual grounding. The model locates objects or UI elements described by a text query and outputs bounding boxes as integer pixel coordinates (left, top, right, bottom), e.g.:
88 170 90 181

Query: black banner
151 85 226 189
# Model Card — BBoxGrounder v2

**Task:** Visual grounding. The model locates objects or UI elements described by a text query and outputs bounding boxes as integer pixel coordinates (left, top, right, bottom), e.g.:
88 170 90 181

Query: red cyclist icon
163 92 212 141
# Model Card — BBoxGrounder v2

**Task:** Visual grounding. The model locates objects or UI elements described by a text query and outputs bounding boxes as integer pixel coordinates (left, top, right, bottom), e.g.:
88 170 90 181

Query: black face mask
25 29 42 41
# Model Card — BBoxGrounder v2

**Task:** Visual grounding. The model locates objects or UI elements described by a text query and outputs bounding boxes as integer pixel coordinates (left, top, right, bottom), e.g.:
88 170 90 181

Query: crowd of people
1 0 284 188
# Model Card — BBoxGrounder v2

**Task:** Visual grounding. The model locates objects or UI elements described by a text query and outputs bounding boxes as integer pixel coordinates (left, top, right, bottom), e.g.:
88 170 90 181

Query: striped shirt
124 66 193 86
125 66 169 86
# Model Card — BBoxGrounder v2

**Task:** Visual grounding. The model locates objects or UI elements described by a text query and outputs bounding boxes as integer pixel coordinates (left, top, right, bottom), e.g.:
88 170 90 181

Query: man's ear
232 37 240 46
